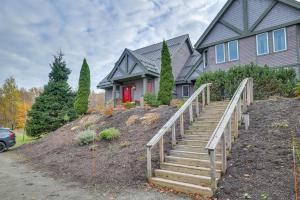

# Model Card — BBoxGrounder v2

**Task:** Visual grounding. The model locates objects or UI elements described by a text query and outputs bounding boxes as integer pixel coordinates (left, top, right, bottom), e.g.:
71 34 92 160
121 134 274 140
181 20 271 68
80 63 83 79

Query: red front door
122 86 132 103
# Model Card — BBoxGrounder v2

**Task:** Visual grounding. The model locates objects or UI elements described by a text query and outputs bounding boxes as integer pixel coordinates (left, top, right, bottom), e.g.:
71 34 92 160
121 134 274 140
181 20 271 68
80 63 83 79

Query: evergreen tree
158 41 174 105
74 58 90 115
26 51 77 137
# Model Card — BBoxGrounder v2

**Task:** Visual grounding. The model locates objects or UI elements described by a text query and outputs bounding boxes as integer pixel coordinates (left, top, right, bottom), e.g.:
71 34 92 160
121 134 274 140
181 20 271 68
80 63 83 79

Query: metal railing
146 83 212 179
205 78 253 191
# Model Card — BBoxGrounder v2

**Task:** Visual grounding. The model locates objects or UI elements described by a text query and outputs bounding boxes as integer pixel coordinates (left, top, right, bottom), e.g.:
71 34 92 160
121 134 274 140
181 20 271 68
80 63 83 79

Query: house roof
194 0 300 51
176 51 202 82
98 34 192 88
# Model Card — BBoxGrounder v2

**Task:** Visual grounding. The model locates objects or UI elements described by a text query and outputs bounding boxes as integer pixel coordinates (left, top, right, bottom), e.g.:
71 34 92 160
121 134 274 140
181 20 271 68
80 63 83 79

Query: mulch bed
16 106 187 193
216 97 300 199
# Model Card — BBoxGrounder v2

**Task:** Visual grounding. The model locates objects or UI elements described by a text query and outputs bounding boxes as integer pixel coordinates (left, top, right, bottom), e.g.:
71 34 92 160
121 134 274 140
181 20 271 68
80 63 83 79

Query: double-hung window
182 85 189 97
256 33 269 55
273 28 287 52
215 44 225 64
228 40 239 61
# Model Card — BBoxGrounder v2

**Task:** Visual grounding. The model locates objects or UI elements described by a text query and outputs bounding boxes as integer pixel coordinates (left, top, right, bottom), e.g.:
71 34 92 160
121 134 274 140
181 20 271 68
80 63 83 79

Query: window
228 40 239 61
182 85 189 97
203 50 208 68
256 33 269 55
273 28 287 52
215 44 225 64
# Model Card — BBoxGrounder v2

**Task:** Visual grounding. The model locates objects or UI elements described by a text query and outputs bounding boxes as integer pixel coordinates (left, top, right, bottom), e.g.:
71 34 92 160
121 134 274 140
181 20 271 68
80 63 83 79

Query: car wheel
0 142 6 153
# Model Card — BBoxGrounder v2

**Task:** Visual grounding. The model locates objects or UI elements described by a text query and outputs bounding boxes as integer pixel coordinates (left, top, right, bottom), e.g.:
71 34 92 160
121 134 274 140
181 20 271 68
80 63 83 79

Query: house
97 34 202 105
98 0 300 105
195 0 300 76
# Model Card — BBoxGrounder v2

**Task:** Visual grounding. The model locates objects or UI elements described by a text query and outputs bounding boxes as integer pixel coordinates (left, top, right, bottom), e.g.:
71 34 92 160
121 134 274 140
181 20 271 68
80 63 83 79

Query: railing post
202 90 205 108
250 78 254 103
172 124 176 147
247 81 251 106
159 137 164 163
196 96 200 117
189 104 193 123
208 149 217 191
227 119 232 150
207 85 210 105
233 107 239 139
221 134 227 173
180 114 184 136
147 147 152 179
237 98 242 124
243 89 247 113
243 113 250 130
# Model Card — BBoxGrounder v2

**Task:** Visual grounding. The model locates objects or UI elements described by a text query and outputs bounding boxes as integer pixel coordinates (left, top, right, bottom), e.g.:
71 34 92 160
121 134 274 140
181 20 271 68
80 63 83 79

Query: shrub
74 129 96 146
144 93 161 107
99 128 120 140
195 64 297 100
295 82 300 98
124 102 135 109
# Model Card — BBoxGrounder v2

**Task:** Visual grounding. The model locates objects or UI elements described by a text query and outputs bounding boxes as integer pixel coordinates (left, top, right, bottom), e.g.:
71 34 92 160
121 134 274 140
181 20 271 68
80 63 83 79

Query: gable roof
195 0 300 51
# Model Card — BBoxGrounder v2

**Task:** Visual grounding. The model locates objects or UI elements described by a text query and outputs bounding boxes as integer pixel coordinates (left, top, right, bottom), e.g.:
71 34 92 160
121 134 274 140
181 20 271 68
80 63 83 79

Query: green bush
295 82 300 98
124 102 135 109
195 64 297 100
144 93 161 107
74 129 96 146
99 128 120 140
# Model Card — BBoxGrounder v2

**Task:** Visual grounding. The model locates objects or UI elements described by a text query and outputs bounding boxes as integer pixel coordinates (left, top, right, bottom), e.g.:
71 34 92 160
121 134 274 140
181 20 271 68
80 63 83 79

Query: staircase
149 101 228 196
146 79 253 197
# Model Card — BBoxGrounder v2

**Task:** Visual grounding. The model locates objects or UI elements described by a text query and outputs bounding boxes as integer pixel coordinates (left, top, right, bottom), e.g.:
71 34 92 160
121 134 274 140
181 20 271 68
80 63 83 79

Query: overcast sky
0 0 227 91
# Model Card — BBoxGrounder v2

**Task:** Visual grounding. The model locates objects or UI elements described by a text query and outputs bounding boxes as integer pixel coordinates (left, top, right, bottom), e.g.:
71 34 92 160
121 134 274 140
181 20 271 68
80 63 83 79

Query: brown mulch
216 97 300 199
16 106 184 193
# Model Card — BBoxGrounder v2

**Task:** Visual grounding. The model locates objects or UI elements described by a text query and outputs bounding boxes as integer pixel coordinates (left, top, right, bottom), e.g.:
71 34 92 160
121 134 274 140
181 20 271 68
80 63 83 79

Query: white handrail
146 83 212 179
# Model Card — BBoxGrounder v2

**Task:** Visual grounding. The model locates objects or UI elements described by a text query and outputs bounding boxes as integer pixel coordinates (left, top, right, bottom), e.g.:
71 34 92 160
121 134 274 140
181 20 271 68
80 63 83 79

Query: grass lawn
13 129 37 148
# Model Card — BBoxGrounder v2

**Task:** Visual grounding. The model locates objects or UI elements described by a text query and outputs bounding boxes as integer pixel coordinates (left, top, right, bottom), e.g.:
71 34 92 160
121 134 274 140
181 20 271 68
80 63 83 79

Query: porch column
142 76 147 96
112 84 116 108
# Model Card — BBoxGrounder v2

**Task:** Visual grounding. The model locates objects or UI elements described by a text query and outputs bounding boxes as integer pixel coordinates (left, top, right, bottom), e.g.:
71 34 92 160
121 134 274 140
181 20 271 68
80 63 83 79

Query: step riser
182 135 212 140
150 178 213 197
175 146 221 153
178 140 208 146
160 164 218 177
165 157 222 169
170 151 222 160
155 170 211 187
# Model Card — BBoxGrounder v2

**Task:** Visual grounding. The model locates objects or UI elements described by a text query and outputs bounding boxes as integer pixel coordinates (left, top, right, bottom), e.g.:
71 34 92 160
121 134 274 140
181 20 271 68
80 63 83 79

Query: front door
122 86 132 103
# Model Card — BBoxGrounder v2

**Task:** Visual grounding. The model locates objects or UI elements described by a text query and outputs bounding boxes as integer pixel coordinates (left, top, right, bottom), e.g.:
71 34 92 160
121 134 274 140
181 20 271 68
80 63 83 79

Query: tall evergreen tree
158 41 174 105
26 51 77 137
74 58 90 115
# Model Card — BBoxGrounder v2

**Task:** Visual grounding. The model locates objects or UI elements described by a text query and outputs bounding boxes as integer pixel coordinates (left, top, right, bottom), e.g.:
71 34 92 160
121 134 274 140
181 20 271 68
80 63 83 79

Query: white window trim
215 43 225 64
182 85 189 97
272 28 287 53
256 32 269 56
203 50 208 69
228 40 239 61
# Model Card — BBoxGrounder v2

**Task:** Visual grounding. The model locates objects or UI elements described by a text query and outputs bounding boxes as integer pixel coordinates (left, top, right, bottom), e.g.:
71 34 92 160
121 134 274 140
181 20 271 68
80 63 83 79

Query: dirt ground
15 106 190 197
216 97 300 199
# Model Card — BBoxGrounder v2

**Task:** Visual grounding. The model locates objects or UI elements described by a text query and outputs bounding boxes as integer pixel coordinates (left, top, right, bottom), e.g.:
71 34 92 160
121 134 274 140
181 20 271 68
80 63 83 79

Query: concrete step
160 162 221 177
169 150 222 160
165 156 222 169
154 169 212 187
149 177 213 196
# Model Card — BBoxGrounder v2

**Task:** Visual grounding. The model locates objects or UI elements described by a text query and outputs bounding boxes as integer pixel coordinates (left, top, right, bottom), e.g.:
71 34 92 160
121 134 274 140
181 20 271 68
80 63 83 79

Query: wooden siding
222 0 244 31
172 41 192 79
255 2 300 31
248 0 274 28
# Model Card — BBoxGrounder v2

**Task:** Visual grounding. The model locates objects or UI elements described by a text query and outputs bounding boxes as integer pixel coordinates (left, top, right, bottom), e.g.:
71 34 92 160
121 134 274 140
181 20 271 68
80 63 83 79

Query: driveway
0 152 189 200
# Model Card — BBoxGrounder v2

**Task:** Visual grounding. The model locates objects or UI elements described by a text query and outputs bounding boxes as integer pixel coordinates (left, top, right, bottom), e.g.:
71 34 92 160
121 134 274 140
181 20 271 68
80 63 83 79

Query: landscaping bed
216 97 300 199
16 106 186 193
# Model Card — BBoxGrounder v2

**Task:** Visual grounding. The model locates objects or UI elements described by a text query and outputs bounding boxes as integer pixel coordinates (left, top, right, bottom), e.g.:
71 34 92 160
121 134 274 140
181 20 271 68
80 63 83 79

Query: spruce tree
74 58 90 115
158 41 174 105
26 51 77 137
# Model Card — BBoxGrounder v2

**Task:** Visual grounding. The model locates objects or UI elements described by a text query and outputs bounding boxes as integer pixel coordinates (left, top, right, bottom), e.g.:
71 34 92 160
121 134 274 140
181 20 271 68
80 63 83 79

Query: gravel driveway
0 152 189 200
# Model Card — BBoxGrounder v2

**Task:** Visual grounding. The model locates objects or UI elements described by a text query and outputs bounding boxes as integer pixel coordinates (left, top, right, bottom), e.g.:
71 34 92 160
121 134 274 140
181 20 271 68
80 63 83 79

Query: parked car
0 128 16 152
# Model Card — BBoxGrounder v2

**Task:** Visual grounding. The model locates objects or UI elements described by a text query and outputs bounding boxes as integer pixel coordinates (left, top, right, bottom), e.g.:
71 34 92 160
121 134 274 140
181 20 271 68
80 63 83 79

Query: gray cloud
0 0 226 91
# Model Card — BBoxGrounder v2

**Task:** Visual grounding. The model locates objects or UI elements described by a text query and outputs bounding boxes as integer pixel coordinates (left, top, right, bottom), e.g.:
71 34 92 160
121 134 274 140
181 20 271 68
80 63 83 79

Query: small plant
103 107 113 117
243 192 251 199
74 129 96 146
271 120 289 128
124 102 135 109
295 82 300 98
99 128 120 140
144 93 161 107
260 192 268 200
84 122 94 130
119 140 131 148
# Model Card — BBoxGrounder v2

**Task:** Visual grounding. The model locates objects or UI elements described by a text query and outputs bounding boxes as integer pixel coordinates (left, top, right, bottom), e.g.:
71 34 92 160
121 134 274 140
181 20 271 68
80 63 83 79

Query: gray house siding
105 88 113 104
248 0 274 28
255 2 300 31
172 41 193 79
204 25 299 72
222 0 244 30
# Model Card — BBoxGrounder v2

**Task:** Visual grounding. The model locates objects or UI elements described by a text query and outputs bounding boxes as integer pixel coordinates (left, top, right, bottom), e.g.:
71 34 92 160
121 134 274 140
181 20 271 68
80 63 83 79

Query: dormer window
215 44 225 64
